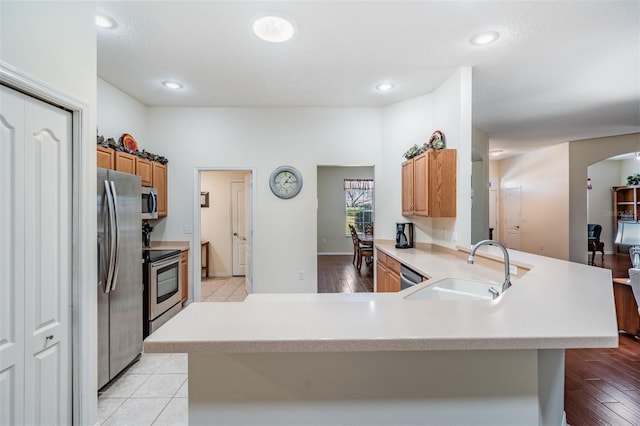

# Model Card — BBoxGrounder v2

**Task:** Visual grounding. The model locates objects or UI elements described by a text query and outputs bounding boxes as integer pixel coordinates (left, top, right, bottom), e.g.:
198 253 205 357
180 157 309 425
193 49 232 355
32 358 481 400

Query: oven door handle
109 180 121 292
151 254 182 270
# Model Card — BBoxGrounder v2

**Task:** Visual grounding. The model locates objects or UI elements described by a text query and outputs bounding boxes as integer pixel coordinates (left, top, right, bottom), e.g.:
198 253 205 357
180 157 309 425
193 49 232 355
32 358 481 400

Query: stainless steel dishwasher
400 264 425 290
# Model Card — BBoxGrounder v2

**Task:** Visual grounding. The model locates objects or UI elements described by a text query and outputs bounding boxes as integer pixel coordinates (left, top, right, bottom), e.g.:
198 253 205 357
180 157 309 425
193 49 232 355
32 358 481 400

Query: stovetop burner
142 249 181 263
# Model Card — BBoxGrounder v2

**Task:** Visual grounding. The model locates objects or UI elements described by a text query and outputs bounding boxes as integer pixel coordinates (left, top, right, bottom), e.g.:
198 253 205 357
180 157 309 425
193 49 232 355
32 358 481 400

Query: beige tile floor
97 277 247 425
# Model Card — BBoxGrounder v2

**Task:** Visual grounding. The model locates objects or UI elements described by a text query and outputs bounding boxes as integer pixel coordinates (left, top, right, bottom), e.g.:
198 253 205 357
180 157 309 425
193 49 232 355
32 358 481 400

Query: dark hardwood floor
317 255 373 293
591 252 633 278
565 253 640 425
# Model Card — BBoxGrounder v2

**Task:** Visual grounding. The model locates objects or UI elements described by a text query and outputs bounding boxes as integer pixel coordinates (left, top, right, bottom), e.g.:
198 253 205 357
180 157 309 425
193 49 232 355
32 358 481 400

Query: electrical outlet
183 225 193 234
322 238 327 244
509 264 518 276
297 271 304 280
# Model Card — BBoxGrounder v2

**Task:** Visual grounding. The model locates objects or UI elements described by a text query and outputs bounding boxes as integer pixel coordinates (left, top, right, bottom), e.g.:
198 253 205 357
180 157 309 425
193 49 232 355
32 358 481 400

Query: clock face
270 166 303 199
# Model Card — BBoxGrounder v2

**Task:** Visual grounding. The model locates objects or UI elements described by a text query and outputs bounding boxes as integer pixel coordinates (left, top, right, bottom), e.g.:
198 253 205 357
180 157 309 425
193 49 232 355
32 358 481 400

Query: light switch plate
183 225 193 234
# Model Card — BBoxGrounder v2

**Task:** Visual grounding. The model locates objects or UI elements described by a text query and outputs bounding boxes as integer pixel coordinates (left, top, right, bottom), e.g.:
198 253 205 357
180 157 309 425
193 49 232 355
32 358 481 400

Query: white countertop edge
143 334 619 354
144 241 619 354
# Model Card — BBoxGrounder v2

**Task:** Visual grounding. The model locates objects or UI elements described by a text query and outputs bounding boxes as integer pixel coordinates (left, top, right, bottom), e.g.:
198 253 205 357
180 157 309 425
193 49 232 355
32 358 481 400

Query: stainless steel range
143 249 183 337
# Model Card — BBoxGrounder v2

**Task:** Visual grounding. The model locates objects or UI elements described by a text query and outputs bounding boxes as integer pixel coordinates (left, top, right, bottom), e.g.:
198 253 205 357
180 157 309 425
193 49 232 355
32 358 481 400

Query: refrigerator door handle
109 180 121 292
104 180 117 293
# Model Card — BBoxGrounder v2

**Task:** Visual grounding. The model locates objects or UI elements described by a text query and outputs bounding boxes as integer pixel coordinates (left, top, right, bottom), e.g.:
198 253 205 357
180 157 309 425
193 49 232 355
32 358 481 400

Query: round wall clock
269 165 303 199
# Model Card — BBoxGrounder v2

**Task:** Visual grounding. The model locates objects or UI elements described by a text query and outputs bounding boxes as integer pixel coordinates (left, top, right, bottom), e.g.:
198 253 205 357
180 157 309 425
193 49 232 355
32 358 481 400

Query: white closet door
0 84 72 425
0 83 27 426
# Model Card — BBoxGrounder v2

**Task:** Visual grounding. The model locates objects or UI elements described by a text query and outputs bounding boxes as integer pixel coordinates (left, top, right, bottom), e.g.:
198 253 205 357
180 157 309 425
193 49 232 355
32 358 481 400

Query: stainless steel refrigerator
97 168 143 389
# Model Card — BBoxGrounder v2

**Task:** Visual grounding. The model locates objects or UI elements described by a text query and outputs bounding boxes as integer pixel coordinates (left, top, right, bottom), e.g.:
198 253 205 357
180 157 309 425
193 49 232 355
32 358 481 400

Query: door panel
0 84 26 426
504 187 521 250
244 174 253 293
232 181 247 276
0 84 72 424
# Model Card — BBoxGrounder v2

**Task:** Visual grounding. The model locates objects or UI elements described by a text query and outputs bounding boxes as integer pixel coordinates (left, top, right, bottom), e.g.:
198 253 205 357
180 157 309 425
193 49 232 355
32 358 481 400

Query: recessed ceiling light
490 149 504 156
376 82 395 92
252 16 296 43
96 13 116 29
470 31 500 46
162 81 183 90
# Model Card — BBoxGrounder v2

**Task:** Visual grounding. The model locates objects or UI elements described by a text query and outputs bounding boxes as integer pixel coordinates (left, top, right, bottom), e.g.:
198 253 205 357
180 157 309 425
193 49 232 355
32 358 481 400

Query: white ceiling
97 1 640 157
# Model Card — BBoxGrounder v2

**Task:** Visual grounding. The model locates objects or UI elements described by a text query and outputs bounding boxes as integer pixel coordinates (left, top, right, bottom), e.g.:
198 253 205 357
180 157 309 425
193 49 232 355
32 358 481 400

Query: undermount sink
403 278 500 301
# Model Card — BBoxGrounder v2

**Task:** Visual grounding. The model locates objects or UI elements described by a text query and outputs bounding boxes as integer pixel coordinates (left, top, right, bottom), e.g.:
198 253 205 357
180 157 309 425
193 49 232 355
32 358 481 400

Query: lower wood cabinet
376 250 401 292
181 249 189 303
613 278 640 336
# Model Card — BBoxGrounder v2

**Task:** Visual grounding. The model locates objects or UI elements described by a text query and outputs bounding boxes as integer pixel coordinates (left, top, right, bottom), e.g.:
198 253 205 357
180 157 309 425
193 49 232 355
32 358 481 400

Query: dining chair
365 223 374 236
349 224 372 273
588 224 605 265
348 224 359 265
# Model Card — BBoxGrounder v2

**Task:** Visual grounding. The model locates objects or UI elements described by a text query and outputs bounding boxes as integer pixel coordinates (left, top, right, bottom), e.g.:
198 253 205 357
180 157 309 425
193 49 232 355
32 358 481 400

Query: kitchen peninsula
144 241 618 425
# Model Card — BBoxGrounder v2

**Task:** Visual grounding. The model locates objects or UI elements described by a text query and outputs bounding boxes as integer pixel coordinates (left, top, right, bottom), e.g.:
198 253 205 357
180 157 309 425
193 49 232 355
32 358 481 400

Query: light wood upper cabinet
401 149 456 217
136 157 153 187
153 161 168 217
97 146 115 169
114 151 137 174
401 160 414 216
97 146 168 216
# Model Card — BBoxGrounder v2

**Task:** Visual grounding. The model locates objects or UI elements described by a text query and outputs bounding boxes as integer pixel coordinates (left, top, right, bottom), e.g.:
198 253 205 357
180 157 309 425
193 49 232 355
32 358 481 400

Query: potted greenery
628 173 640 186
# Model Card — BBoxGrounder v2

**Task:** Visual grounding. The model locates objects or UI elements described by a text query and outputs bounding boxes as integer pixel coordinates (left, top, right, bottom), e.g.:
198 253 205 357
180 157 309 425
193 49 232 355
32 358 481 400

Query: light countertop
147 240 190 251
144 241 618 354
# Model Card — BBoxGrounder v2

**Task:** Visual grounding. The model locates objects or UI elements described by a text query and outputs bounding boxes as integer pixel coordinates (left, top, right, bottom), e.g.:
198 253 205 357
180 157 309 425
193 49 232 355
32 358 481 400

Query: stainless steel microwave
141 187 158 219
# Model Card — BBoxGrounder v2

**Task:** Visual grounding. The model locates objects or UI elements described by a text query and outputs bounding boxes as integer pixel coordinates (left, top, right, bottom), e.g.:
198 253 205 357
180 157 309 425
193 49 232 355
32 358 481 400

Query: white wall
619 158 640 184
201 170 251 277
497 143 570 260
145 107 381 293
568 133 640 263
379 67 473 248
587 160 623 251
97 78 148 144
317 166 374 254
472 126 490 244
97 67 473 293
1 1 97 425
379 93 434 243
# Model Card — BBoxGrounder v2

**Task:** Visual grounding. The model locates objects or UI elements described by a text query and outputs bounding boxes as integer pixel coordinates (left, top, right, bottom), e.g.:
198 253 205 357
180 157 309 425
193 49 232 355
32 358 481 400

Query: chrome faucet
467 239 512 293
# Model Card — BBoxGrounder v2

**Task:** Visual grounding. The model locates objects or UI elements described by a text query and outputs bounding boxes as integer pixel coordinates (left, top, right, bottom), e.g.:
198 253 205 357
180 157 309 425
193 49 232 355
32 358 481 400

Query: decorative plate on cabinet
120 133 138 151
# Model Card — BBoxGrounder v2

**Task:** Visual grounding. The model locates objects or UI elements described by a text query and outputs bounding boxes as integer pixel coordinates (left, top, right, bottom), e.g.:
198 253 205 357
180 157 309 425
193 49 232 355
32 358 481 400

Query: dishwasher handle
400 264 425 290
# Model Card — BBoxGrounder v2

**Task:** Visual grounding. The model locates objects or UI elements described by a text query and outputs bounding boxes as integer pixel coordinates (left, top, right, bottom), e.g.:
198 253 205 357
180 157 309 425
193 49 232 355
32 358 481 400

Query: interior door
489 187 498 240
504 187 521 250
244 173 253 293
0 84 72 425
231 181 247 276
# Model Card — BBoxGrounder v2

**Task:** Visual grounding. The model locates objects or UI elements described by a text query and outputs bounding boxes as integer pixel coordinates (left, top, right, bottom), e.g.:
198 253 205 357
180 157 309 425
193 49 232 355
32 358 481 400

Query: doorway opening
317 165 375 293
195 169 253 302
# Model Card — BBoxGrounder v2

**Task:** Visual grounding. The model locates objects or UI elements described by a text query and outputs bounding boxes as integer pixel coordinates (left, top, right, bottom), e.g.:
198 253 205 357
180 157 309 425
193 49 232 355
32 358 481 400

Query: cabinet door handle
46 335 54 341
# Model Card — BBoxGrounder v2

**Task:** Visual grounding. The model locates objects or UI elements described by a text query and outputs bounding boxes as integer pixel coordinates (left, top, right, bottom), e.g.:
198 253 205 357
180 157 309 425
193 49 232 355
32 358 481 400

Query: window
344 179 374 235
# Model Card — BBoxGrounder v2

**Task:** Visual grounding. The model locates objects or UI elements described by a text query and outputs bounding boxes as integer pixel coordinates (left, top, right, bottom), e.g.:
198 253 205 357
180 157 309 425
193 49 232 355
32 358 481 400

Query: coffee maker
395 222 414 249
